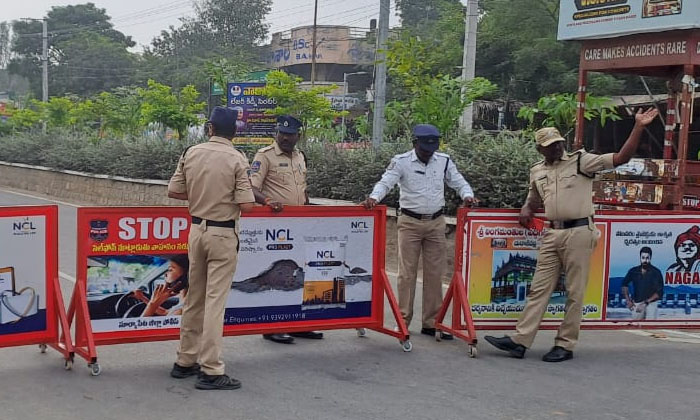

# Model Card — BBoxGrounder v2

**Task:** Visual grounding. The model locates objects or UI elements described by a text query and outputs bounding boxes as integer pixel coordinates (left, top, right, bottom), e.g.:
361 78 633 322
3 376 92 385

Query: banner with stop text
77 207 377 342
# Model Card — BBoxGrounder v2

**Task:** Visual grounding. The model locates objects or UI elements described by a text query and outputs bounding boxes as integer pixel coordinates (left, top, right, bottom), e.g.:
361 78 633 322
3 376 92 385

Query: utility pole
371 0 390 148
311 0 319 86
459 0 478 132
41 18 48 104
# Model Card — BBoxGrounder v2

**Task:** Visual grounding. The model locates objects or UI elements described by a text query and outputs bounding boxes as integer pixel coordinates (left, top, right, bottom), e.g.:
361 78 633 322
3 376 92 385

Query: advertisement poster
607 220 700 320
558 0 700 41
80 208 375 334
466 219 607 321
0 212 48 335
227 82 277 146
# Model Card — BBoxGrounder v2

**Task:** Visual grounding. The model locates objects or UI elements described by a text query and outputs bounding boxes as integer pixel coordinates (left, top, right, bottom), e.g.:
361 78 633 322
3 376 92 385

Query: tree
139 80 205 140
203 57 253 105
9 3 137 97
518 93 621 140
0 22 11 69
260 70 342 138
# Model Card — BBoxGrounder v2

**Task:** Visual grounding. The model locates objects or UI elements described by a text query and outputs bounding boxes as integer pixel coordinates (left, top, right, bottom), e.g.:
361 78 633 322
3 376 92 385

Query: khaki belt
550 217 590 230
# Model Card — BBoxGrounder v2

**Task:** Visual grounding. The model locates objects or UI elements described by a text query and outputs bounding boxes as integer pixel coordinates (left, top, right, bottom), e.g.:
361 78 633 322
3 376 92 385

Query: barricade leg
66 279 99 375
45 275 76 369
368 270 412 352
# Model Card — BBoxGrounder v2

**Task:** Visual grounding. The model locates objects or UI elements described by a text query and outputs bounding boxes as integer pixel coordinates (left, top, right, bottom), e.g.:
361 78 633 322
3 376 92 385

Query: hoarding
227 82 277 146
558 0 700 41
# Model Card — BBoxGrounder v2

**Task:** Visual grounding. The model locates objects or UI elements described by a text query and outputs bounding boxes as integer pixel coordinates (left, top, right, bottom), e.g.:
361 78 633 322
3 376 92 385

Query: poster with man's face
608 222 700 320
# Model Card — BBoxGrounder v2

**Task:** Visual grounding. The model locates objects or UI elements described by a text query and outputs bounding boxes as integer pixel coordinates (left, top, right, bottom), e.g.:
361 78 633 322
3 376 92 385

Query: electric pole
459 0 478 132
42 18 48 103
371 0 390 148
311 0 319 86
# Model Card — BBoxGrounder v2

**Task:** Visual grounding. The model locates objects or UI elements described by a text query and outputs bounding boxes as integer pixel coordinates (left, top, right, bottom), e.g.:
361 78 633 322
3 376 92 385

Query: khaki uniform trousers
397 215 446 329
512 224 598 351
177 223 239 376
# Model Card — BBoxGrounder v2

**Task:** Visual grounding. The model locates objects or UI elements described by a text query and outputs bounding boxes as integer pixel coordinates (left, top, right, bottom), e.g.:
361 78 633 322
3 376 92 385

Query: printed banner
465 218 607 321
558 0 700 40
227 82 277 146
0 206 56 341
607 219 700 320
79 208 375 335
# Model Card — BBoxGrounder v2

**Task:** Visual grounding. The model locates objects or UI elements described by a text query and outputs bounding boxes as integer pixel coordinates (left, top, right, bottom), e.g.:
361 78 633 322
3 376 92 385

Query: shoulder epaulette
530 159 544 168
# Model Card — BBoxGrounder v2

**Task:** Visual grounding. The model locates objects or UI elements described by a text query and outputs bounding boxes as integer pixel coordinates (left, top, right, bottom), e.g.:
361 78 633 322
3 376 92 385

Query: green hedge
0 130 540 212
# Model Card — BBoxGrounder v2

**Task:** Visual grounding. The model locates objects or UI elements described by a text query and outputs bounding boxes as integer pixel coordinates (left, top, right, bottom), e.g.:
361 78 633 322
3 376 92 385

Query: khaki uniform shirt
168 136 255 221
249 142 307 206
525 150 615 221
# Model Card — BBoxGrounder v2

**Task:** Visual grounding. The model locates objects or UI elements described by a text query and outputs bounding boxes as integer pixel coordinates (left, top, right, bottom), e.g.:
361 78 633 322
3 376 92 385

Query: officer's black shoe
263 333 295 344
195 373 242 390
484 335 526 359
420 327 454 341
542 346 573 362
289 331 324 339
170 362 201 379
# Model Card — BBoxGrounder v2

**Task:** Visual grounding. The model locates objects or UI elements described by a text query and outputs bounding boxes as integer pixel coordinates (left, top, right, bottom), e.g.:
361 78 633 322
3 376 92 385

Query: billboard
558 0 700 41
462 210 700 328
76 207 379 340
227 82 277 146
0 206 58 347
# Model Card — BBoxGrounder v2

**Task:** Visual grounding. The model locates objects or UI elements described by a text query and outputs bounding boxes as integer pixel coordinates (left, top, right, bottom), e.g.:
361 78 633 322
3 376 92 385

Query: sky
0 0 407 50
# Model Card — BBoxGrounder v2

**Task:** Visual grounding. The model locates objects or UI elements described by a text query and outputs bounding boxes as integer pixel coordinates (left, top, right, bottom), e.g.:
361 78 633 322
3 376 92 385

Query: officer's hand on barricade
462 197 479 208
264 197 284 212
518 207 533 228
360 198 378 210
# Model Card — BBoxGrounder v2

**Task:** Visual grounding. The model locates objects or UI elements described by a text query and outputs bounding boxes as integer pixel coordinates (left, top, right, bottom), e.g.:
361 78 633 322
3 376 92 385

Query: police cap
277 115 302 134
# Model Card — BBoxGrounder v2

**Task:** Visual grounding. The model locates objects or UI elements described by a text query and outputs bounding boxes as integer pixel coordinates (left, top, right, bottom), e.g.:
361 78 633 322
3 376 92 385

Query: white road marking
625 329 700 344
0 188 80 208
59 271 76 283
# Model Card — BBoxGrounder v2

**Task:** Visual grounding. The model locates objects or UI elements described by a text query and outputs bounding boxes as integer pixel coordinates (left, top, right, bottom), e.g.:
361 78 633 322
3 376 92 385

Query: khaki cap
535 127 566 147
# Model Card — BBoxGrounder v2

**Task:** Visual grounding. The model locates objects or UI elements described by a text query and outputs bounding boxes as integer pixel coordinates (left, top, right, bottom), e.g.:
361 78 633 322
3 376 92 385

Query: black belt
191 216 236 229
550 217 590 230
400 209 443 221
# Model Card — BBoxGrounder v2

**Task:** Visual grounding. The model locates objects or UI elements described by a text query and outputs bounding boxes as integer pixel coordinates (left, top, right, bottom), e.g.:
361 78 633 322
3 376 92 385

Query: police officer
361 124 477 340
250 115 324 344
167 106 255 390
485 108 658 362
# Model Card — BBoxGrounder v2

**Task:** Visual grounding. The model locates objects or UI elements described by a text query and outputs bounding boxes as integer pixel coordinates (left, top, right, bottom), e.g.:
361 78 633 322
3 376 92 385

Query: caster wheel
401 340 413 352
356 328 367 338
467 345 478 358
89 363 101 376
64 360 73 370
39 344 48 353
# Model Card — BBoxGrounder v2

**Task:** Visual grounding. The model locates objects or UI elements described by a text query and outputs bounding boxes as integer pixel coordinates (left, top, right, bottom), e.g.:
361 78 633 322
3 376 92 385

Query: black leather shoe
170 362 201 379
195 374 242 390
484 335 526 359
542 346 573 362
263 333 295 344
289 331 324 339
420 327 454 340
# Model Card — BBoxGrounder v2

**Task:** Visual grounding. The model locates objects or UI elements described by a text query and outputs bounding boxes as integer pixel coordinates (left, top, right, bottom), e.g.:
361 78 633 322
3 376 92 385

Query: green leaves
260 71 343 138
138 80 206 140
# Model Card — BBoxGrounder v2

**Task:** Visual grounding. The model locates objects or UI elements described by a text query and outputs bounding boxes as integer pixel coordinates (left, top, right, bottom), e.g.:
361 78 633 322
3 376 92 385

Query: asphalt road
1 188 699 420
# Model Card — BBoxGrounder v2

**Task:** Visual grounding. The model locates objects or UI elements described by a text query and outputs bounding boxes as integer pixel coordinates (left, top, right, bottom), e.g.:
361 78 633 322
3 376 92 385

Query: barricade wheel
39 344 47 353
401 340 413 352
467 345 477 358
64 359 73 370
89 363 102 376
356 328 367 338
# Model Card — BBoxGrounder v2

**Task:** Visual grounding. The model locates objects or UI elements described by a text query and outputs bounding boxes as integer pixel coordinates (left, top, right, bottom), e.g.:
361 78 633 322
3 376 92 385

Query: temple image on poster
490 251 565 304
302 279 346 310
642 0 682 18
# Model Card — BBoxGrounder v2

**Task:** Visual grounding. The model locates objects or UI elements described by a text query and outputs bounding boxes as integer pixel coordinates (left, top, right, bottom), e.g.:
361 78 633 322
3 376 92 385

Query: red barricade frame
0 205 73 367
457 208 700 332
68 206 410 374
